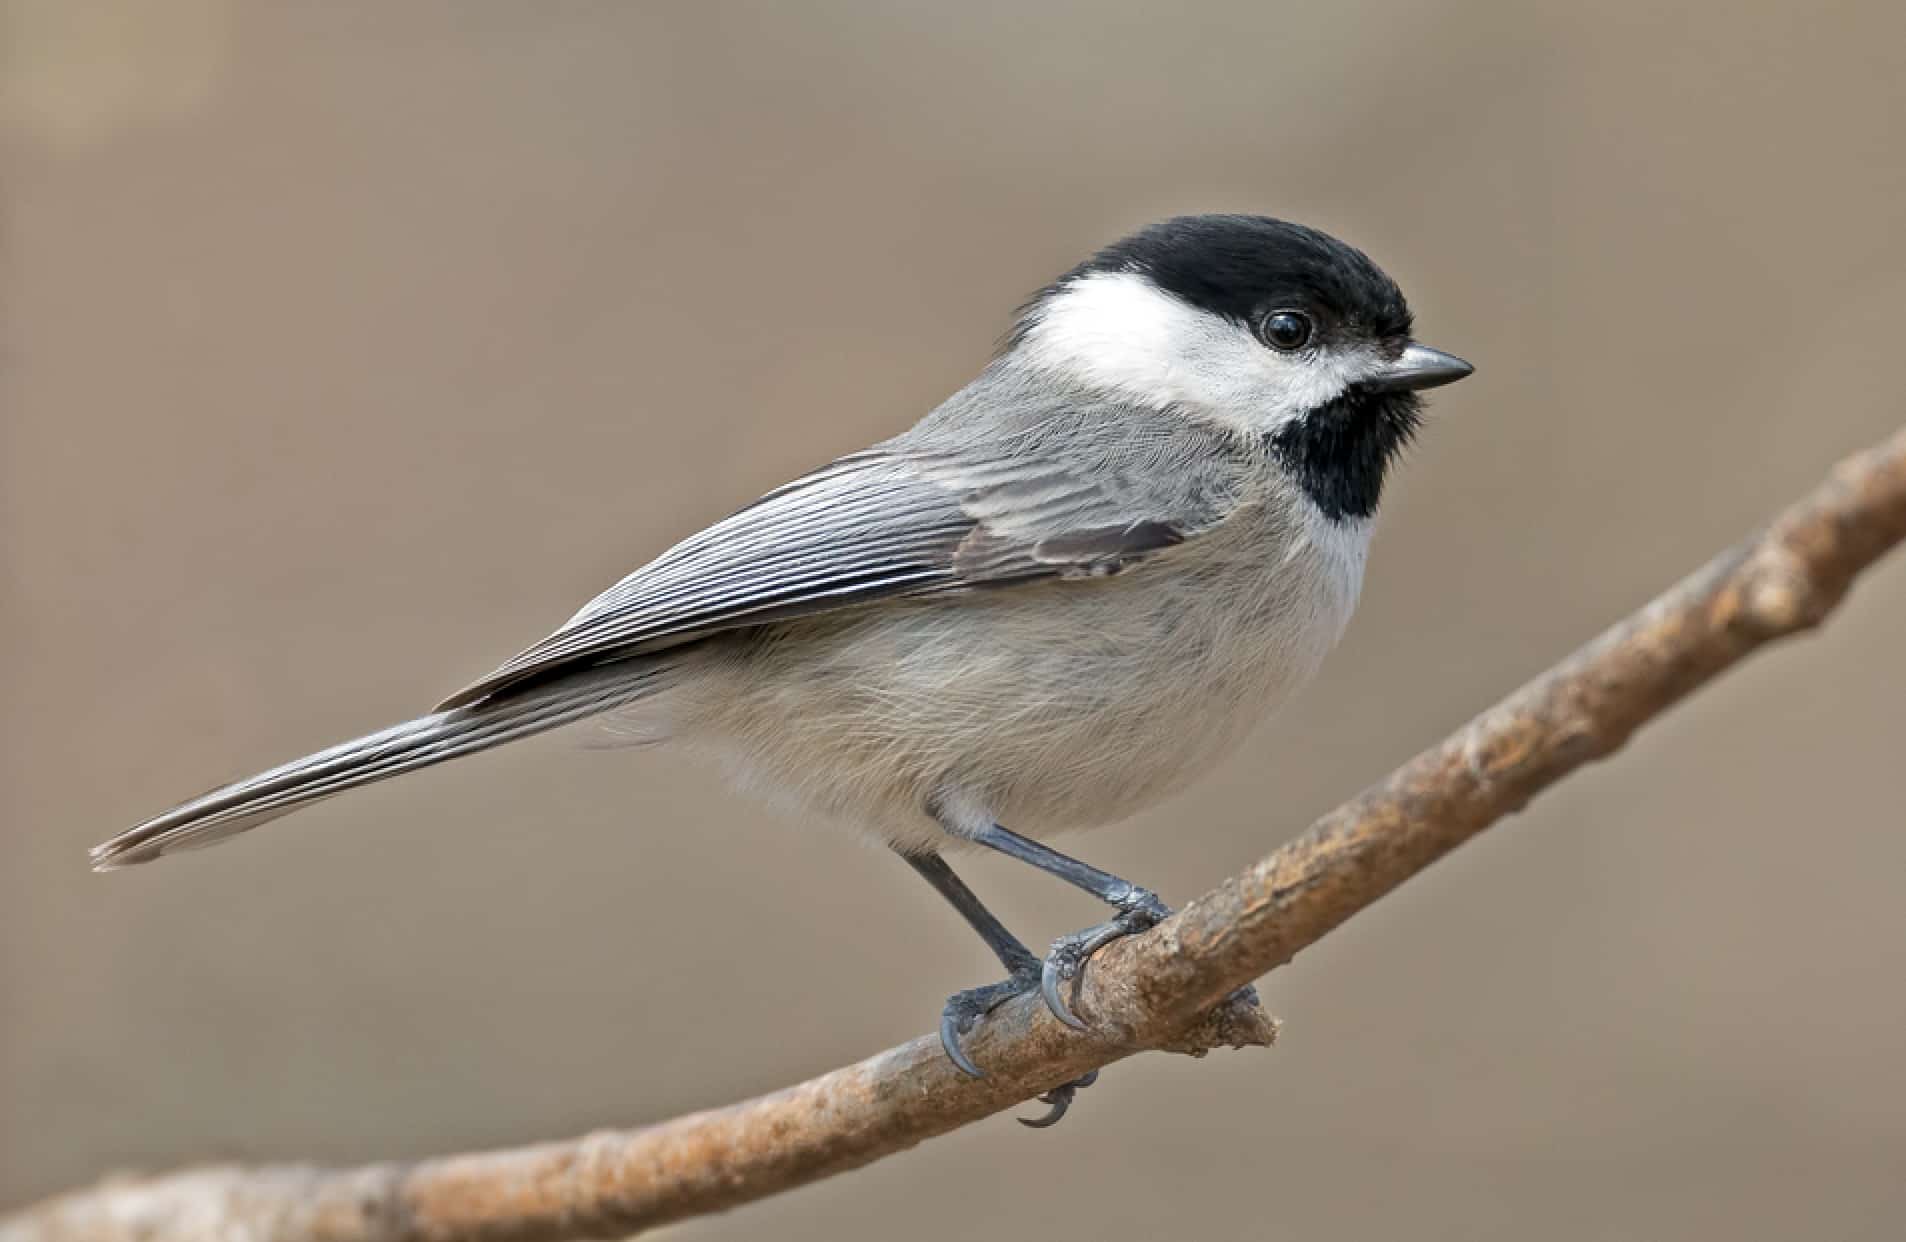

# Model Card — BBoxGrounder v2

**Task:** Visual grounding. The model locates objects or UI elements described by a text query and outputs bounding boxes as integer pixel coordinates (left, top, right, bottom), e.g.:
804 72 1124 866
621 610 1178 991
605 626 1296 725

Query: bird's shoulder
891 359 1275 542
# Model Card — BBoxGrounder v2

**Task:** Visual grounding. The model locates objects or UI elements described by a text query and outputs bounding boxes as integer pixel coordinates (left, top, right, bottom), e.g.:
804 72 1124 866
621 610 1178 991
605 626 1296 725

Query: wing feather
438 443 1240 709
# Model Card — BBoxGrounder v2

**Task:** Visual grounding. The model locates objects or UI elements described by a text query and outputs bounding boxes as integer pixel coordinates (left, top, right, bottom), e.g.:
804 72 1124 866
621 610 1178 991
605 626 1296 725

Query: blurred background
4 2 1904 1237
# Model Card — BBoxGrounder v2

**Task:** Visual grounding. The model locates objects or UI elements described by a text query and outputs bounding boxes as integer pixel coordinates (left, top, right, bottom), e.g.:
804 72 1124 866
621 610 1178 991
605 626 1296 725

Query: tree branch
11 425 1906 1242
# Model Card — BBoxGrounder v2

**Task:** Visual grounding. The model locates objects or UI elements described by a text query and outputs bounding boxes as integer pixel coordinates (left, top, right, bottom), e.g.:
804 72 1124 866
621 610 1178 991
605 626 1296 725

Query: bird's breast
678 502 1368 848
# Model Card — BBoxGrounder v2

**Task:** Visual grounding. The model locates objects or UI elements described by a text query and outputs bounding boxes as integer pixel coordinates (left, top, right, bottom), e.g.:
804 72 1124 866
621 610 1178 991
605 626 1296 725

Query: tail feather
91 665 668 871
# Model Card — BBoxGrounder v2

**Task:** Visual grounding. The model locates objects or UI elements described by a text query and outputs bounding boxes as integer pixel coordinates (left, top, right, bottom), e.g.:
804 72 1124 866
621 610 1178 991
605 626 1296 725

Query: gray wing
437 444 1245 708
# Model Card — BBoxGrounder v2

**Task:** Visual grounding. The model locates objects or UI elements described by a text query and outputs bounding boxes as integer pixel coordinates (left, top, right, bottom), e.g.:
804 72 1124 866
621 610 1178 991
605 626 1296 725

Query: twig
9 425 1905 1242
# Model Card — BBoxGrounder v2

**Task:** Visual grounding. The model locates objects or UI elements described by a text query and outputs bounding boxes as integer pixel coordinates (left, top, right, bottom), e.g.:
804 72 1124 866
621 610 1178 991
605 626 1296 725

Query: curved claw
1041 917 1151 1031
1040 954 1090 1031
939 1011 986 1079
1018 1093 1071 1128
1017 1070 1099 1129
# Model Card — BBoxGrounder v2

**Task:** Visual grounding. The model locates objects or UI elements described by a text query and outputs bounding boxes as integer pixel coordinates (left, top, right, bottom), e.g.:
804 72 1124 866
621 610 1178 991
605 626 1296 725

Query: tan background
5 2 1905 1237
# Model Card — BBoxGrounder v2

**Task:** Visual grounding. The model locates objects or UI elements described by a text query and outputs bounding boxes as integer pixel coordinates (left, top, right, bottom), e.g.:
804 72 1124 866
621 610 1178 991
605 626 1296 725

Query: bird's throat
1267 388 1422 523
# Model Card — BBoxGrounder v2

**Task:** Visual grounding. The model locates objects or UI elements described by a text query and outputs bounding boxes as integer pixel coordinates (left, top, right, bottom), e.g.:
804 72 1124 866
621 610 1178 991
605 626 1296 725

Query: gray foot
937 955 1103 1128
1038 889 1263 1030
938 964 1040 1078
1038 886 1173 1030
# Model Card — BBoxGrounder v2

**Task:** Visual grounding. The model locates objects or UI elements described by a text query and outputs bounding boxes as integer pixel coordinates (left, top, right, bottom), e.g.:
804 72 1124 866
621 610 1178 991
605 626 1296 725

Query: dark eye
1257 310 1313 351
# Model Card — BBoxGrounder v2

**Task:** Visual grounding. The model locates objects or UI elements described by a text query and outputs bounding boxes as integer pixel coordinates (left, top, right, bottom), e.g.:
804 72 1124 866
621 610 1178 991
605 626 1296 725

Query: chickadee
94 214 1471 1125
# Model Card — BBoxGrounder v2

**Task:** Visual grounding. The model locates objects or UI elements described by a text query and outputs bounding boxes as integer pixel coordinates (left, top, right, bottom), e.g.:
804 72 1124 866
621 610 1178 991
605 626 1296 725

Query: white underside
603 498 1368 851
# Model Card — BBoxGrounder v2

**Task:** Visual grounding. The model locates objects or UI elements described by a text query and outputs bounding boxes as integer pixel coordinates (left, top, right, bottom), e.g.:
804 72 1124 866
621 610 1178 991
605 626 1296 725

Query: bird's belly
673 544 1359 851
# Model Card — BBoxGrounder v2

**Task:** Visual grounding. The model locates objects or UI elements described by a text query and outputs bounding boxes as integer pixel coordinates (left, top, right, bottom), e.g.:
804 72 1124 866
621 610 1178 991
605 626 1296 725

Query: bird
93 213 1472 1125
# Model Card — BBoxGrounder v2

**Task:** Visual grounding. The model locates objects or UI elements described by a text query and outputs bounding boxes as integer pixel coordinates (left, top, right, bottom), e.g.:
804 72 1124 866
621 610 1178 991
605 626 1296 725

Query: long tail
91 664 670 871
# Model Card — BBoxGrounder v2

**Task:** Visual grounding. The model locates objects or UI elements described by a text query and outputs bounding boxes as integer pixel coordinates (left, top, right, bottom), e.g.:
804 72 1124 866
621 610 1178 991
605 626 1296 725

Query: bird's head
1011 214 1472 521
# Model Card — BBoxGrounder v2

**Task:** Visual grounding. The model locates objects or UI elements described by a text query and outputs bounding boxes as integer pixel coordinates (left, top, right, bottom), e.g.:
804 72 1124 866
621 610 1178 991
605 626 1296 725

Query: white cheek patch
1016 270 1372 435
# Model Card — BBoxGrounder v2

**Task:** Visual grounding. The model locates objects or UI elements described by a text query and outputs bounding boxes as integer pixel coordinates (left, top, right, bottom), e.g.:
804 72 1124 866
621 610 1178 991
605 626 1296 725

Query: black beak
1366 343 1474 393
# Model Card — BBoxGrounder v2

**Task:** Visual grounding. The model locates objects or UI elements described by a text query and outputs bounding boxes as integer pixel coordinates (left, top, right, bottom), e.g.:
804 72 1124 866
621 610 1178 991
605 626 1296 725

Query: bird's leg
967 822 1259 1031
902 850 1099 1127
904 850 1039 1077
